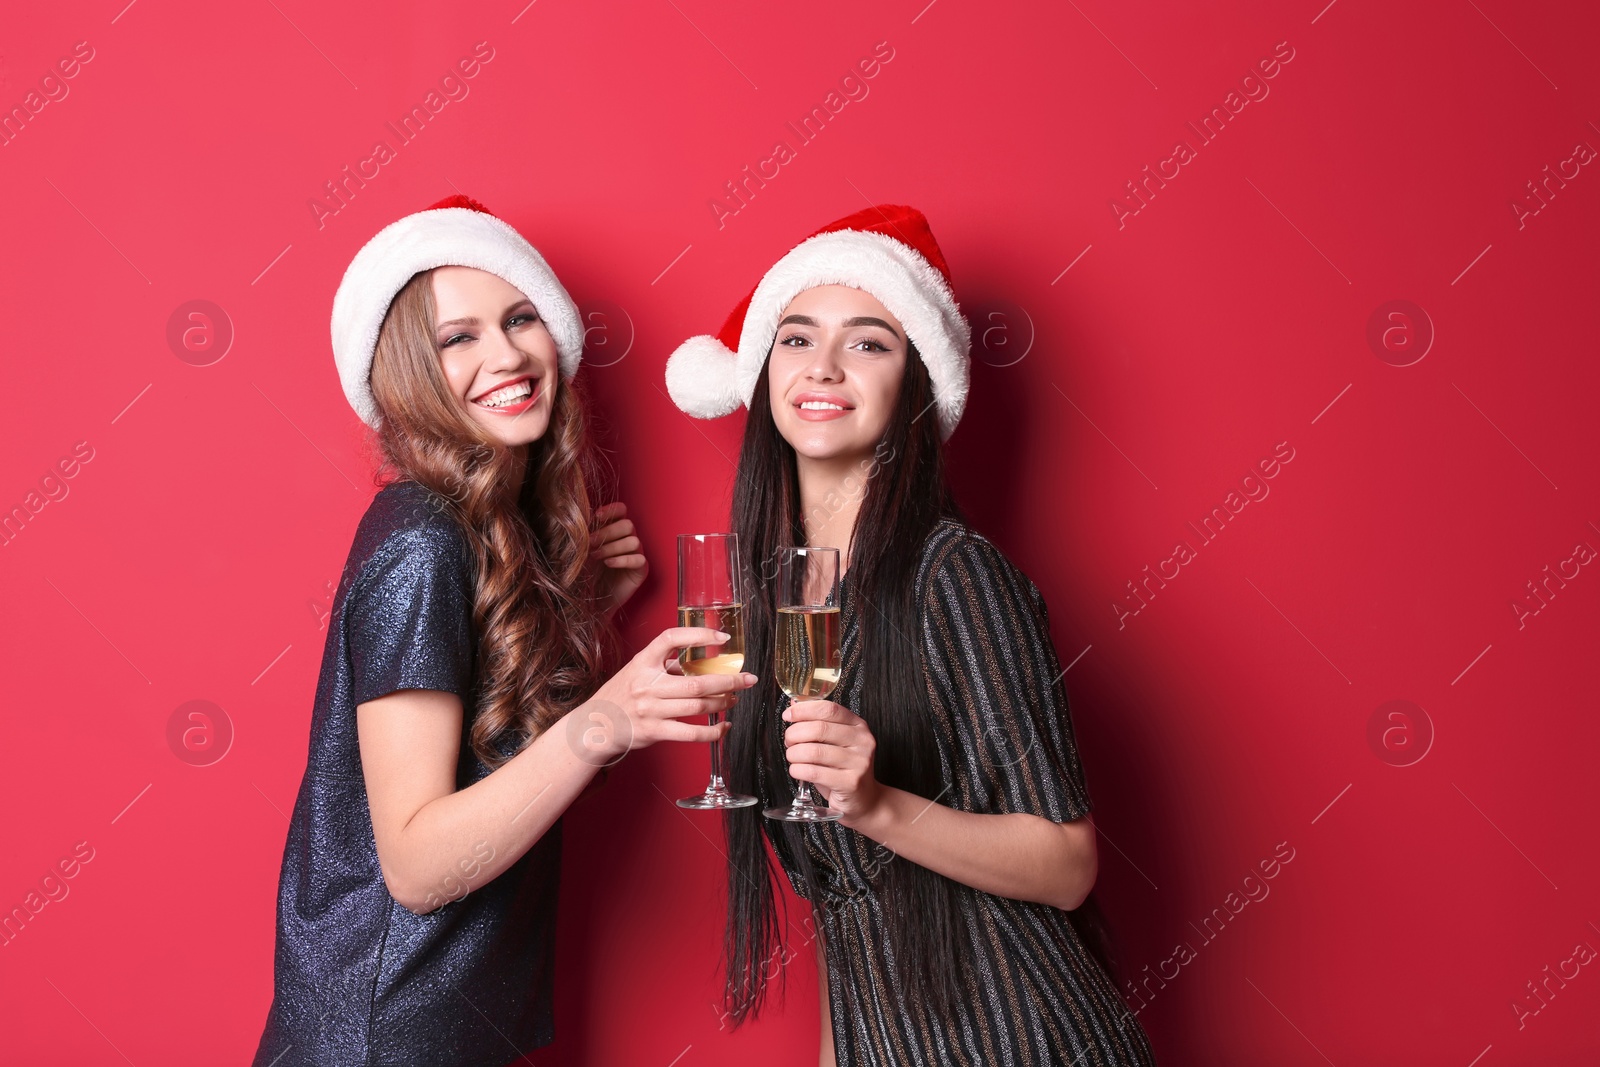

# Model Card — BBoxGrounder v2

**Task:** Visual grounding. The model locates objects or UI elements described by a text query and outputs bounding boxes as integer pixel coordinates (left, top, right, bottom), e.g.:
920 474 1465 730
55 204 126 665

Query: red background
2 1 1596 1063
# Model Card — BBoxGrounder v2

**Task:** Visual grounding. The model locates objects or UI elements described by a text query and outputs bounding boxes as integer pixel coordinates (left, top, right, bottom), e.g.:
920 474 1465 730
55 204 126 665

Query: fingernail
715 631 730 641
742 673 758 685
781 709 792 721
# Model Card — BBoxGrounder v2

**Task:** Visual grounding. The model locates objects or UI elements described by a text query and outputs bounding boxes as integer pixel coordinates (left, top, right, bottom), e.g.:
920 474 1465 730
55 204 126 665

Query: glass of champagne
764 546 844 823
675 533 758 810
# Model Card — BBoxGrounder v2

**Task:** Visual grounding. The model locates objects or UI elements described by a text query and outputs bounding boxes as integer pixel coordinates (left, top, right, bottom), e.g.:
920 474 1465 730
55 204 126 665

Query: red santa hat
664 204 971 439
330 194 584 428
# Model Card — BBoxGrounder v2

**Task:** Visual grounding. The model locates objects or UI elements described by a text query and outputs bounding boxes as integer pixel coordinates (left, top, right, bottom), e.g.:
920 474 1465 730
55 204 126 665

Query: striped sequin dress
764 521 1157 1066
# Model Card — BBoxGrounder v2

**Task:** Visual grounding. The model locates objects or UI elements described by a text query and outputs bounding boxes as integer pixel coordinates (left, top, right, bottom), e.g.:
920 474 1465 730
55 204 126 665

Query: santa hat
664 204 970 439
330 194 583 429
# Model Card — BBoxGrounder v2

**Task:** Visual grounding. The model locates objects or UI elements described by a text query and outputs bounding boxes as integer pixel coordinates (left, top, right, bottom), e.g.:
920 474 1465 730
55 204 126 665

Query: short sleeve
346 523 477 708
919 533 1093 822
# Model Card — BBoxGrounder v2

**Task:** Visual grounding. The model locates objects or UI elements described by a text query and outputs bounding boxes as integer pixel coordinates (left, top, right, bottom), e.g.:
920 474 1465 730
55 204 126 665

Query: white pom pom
664 335 743 419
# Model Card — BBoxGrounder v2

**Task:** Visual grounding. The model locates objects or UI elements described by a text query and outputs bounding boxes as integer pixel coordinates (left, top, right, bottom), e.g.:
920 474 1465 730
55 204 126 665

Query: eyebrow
776 313 902 338
435 298 536 332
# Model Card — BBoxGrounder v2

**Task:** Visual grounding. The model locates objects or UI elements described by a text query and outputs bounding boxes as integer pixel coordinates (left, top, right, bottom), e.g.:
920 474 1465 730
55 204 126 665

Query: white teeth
478 380 533 407
799 401 845 411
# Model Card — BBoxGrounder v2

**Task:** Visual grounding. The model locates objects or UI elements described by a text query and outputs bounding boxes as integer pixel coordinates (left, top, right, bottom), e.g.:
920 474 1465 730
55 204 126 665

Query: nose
481 323 529 373
804 337 844 383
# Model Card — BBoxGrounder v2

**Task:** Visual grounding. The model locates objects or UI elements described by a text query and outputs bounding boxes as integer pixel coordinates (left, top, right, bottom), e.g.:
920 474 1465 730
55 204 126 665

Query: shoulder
917 519 1039 602
349 480 473 585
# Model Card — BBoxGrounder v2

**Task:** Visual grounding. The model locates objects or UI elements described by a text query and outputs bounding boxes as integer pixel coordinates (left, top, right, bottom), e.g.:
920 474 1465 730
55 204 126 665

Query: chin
478 413 551 449
787 431 873 464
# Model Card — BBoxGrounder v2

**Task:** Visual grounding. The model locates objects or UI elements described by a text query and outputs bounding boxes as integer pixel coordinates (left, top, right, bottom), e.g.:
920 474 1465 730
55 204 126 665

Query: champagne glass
675 533 758 810
764 546 844 823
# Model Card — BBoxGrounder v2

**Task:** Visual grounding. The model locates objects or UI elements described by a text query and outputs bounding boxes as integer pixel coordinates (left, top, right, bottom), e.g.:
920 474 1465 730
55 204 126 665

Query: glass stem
707 709 725 791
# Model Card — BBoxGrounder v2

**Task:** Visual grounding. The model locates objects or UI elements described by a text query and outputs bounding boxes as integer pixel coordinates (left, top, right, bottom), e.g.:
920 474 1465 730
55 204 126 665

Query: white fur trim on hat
664 334 743 419
330 206 583 429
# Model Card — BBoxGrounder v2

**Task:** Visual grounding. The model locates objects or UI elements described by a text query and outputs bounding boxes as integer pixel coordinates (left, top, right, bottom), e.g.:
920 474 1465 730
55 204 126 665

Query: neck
795 451 872 574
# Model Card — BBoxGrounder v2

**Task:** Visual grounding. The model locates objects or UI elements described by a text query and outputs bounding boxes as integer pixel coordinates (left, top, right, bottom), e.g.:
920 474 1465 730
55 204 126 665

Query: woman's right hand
568 627 756 764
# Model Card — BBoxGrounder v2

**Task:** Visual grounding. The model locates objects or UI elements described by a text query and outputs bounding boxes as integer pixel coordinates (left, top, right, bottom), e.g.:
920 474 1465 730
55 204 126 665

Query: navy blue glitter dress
254 480 561 1067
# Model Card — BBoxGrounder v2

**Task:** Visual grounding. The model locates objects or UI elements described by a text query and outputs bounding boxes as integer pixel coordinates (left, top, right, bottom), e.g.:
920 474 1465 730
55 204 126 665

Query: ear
664 335 743 419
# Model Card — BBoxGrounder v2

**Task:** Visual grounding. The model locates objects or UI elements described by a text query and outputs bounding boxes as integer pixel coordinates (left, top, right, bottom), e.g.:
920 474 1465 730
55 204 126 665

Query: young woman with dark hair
665 205 1157 1066
253 196 755 1067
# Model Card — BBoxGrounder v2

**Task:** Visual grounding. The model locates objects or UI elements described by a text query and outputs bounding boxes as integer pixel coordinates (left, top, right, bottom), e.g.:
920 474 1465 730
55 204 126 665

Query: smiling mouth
798 400 848 411
473 376 538 410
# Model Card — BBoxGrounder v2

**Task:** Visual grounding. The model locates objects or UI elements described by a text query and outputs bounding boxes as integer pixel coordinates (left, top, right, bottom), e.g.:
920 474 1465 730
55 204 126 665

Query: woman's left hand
782 700 882 822
590 502 647 615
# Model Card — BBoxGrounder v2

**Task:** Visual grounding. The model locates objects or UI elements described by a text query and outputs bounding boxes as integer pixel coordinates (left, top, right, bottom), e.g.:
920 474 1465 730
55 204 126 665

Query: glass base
763 802 844 823
677 789 759 810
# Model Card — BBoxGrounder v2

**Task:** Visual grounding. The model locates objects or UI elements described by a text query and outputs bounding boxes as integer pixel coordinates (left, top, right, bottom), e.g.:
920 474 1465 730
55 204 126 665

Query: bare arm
360 627 754 914
784 703 1097 911
847 783 1096 911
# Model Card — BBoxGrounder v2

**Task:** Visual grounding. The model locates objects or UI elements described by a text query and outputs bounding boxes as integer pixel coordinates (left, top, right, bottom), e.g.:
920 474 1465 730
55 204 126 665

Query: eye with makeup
438 307 541 349
848 336 894 354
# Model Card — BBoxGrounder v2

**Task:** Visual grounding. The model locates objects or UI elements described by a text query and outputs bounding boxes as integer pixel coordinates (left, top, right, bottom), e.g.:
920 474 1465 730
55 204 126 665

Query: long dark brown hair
367 268 606 767
721 344 1121 1024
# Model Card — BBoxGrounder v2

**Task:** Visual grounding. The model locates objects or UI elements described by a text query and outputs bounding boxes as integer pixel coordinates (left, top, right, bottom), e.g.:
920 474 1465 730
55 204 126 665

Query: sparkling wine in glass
764 546 845 823
676 533 758 810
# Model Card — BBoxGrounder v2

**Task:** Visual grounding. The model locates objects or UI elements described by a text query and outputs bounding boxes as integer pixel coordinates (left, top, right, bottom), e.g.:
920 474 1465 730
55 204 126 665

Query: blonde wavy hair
368 268 607 766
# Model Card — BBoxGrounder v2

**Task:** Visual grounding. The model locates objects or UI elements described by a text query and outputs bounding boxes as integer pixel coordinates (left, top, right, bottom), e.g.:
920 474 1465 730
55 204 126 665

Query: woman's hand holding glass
576 627 757 765
780 699 882 822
